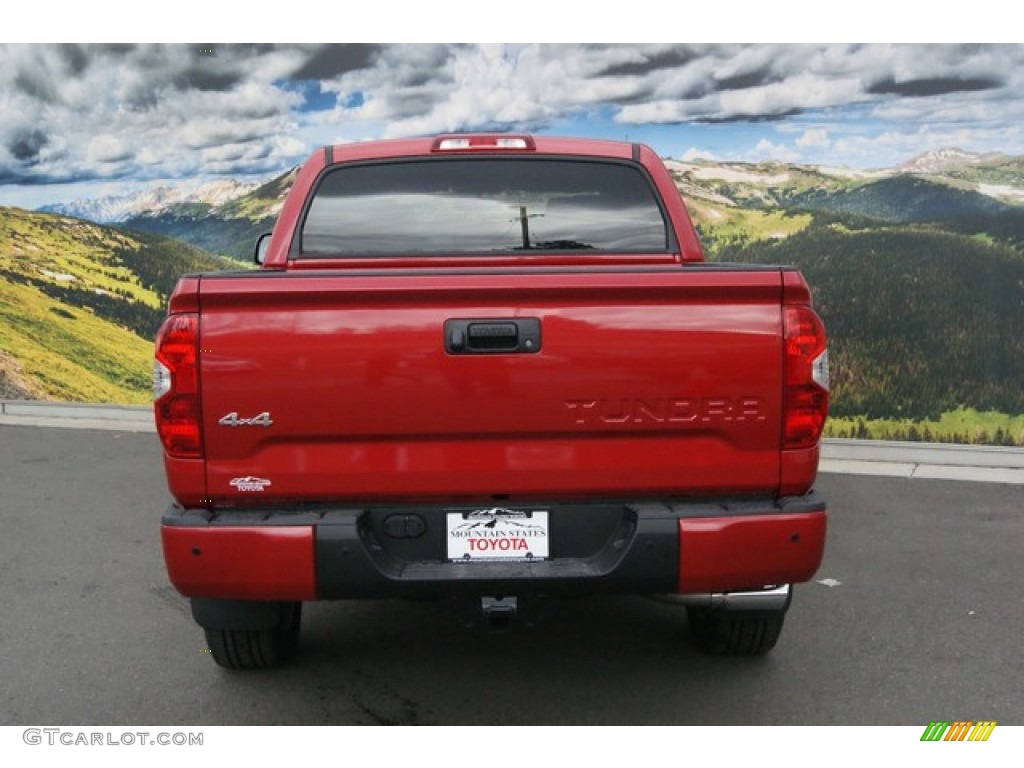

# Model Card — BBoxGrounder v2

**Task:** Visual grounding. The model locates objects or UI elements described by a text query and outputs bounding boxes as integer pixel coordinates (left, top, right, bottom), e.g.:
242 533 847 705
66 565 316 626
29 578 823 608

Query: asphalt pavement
0 417 1021 725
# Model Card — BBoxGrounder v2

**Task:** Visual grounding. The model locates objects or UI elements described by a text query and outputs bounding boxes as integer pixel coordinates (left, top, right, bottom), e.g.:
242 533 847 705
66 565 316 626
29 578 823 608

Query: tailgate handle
445 318 541 354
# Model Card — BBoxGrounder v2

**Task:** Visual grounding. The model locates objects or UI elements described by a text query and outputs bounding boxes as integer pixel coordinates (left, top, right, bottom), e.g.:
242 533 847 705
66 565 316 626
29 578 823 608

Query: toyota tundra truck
154 134 829 669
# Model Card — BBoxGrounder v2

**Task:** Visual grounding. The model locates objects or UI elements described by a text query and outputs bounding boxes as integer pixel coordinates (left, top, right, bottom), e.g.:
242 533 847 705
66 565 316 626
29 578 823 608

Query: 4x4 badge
219 411 273 427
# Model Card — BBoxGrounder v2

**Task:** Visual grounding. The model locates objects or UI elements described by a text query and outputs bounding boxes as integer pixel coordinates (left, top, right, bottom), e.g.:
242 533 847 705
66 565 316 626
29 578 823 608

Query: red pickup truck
154 134 829 669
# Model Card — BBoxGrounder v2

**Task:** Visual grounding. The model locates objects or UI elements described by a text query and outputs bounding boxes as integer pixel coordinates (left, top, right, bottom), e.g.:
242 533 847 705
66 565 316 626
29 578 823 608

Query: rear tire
204 602 301 670
686 606 784 655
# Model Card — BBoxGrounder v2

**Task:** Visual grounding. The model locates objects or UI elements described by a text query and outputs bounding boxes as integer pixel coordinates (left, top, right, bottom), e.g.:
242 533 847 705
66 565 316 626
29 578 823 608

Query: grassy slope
0 279 152 403
687 199 813 252
0 207 231 402
2 209 160 304
118 213 273 262
826 408 1024 446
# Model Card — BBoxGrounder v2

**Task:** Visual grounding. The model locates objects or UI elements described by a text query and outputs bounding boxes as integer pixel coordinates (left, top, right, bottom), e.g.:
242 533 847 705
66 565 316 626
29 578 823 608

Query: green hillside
120 212 273 262
668 160 851 209
791 175 1015 223
675 156 1024 444
0 207 232 402
938 155 1024 187
687 199 813 253
714 219 1024 429
122 167 296 261
216 167 297 220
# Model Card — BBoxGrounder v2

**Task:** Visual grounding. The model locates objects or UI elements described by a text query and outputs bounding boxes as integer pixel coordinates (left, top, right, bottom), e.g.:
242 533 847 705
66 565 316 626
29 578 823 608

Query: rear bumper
161 493 826 602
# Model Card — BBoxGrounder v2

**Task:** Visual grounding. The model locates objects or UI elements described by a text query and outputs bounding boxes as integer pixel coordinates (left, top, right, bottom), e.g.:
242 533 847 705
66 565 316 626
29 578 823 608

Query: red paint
193 271 787 504
162 525 316 600
156 134 829 604
678 512 827 593
262 135 705 268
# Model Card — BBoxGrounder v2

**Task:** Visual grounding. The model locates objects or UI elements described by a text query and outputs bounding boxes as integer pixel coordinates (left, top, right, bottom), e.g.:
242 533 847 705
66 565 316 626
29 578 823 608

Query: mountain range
39 178 263 224
4 147 1023 443
118 169 297 261
670 148 1024 221
30 147 1024 263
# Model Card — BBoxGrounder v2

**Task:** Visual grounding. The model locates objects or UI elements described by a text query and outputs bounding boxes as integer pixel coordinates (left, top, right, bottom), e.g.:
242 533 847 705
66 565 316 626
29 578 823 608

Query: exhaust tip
654 584 793 612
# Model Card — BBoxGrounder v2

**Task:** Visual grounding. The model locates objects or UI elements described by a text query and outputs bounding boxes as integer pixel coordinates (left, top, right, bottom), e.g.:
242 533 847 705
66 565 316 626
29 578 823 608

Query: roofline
318 134 643 165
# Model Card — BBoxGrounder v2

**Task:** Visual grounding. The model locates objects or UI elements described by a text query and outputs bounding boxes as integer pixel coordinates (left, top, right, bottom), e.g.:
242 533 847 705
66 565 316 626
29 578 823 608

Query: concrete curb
3 400 1023 484
0 400 154 433
819 438 1024 485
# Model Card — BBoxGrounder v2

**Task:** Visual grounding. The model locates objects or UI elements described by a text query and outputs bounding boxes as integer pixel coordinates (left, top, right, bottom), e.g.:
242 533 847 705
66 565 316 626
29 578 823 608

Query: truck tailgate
197 267 785 504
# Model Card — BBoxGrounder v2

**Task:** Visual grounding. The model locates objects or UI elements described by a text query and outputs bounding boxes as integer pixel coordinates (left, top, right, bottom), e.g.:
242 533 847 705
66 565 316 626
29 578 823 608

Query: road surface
0 424 1020 725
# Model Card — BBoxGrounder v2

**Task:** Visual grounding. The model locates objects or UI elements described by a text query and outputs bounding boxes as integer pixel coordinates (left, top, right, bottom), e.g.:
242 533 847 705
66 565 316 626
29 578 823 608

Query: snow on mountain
38 178 260 223
665 159 793 185
37 149 1022 228
896 148 996 174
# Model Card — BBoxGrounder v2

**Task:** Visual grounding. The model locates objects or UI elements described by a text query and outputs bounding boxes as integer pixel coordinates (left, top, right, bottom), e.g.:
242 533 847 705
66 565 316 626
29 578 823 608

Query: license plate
446 508 549 562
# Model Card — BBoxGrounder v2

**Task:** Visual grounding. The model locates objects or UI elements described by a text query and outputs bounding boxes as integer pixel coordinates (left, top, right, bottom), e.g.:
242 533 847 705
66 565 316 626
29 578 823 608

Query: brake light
783 307 829 450
432 134 535 151
154 313 202 459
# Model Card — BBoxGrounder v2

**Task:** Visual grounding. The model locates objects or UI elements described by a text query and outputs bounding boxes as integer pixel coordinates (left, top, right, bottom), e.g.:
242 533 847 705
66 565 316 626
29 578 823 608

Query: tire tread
203 603 301 670
687 606 784 655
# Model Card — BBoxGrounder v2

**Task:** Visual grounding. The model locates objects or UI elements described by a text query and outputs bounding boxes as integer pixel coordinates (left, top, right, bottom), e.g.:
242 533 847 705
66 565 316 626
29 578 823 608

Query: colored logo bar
921 721 997 741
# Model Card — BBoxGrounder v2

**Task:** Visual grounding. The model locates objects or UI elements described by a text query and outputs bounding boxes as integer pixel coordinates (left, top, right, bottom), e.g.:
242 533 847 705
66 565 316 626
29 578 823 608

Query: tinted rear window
299 158 669 257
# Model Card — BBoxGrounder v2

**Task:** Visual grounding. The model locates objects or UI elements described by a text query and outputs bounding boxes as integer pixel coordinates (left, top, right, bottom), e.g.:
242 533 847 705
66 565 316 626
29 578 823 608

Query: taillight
153 313 202 459
783 306 829 450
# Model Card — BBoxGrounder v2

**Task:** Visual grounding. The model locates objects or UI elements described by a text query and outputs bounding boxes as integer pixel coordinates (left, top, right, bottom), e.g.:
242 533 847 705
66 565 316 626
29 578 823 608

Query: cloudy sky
2 41 1023 208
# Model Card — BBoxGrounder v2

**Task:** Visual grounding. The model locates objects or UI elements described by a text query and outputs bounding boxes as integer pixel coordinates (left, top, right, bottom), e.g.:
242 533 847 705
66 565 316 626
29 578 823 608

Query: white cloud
615 101 688 125
831 124 1024 168
86 135 132 164
681 147 717 161
2 42 1024 197
0 44 310 185
750 139 800 163
796 129 830 148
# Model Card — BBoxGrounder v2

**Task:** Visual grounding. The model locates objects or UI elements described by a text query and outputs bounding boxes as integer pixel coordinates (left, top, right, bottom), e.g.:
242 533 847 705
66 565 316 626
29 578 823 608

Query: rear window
299 158 669 257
